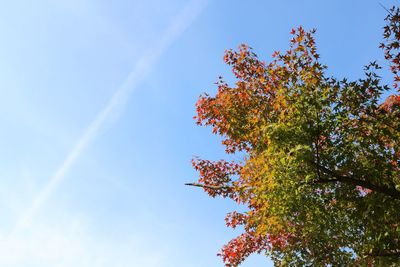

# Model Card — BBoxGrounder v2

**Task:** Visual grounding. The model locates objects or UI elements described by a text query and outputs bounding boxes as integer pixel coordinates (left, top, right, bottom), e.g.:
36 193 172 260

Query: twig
185 182 232 190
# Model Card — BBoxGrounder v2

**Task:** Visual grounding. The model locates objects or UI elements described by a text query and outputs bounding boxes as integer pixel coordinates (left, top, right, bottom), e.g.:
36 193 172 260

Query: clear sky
0 0 397 266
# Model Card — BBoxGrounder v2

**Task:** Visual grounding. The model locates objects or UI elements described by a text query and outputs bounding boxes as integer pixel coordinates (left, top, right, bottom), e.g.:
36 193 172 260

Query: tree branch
379 3 394 16
185 182 232 191
366 248 400 257
311 162 400 200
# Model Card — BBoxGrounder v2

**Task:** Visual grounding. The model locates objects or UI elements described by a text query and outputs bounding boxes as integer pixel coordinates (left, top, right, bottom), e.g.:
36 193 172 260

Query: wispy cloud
0 216 169 267
10 0 207 237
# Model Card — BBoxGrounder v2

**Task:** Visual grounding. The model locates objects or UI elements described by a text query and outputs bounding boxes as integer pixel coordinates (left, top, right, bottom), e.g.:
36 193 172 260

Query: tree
188 6 400 266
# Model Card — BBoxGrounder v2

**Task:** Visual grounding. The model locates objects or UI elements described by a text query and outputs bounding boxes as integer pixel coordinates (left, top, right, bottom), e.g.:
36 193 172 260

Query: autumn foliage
190 6 400 267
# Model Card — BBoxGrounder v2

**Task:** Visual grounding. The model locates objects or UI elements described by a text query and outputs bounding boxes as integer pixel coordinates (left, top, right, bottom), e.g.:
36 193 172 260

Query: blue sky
0 0 397 266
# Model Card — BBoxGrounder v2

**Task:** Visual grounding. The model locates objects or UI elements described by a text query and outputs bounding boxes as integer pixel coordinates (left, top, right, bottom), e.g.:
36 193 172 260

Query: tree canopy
189 6 400 266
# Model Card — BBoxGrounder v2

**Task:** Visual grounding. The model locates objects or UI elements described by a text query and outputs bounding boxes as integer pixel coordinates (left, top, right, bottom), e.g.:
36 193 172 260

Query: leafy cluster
191 8 400 267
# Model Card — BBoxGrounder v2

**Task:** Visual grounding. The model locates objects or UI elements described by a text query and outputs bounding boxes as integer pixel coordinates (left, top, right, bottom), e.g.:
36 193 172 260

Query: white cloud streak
10 0 207 236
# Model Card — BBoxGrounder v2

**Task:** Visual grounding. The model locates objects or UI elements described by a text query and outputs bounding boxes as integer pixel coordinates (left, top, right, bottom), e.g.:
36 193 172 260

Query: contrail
10 0 207 236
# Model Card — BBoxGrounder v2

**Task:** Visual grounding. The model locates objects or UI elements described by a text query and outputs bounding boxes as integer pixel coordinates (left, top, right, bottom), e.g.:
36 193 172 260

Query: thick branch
367 249 400 257
311 162 400 200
